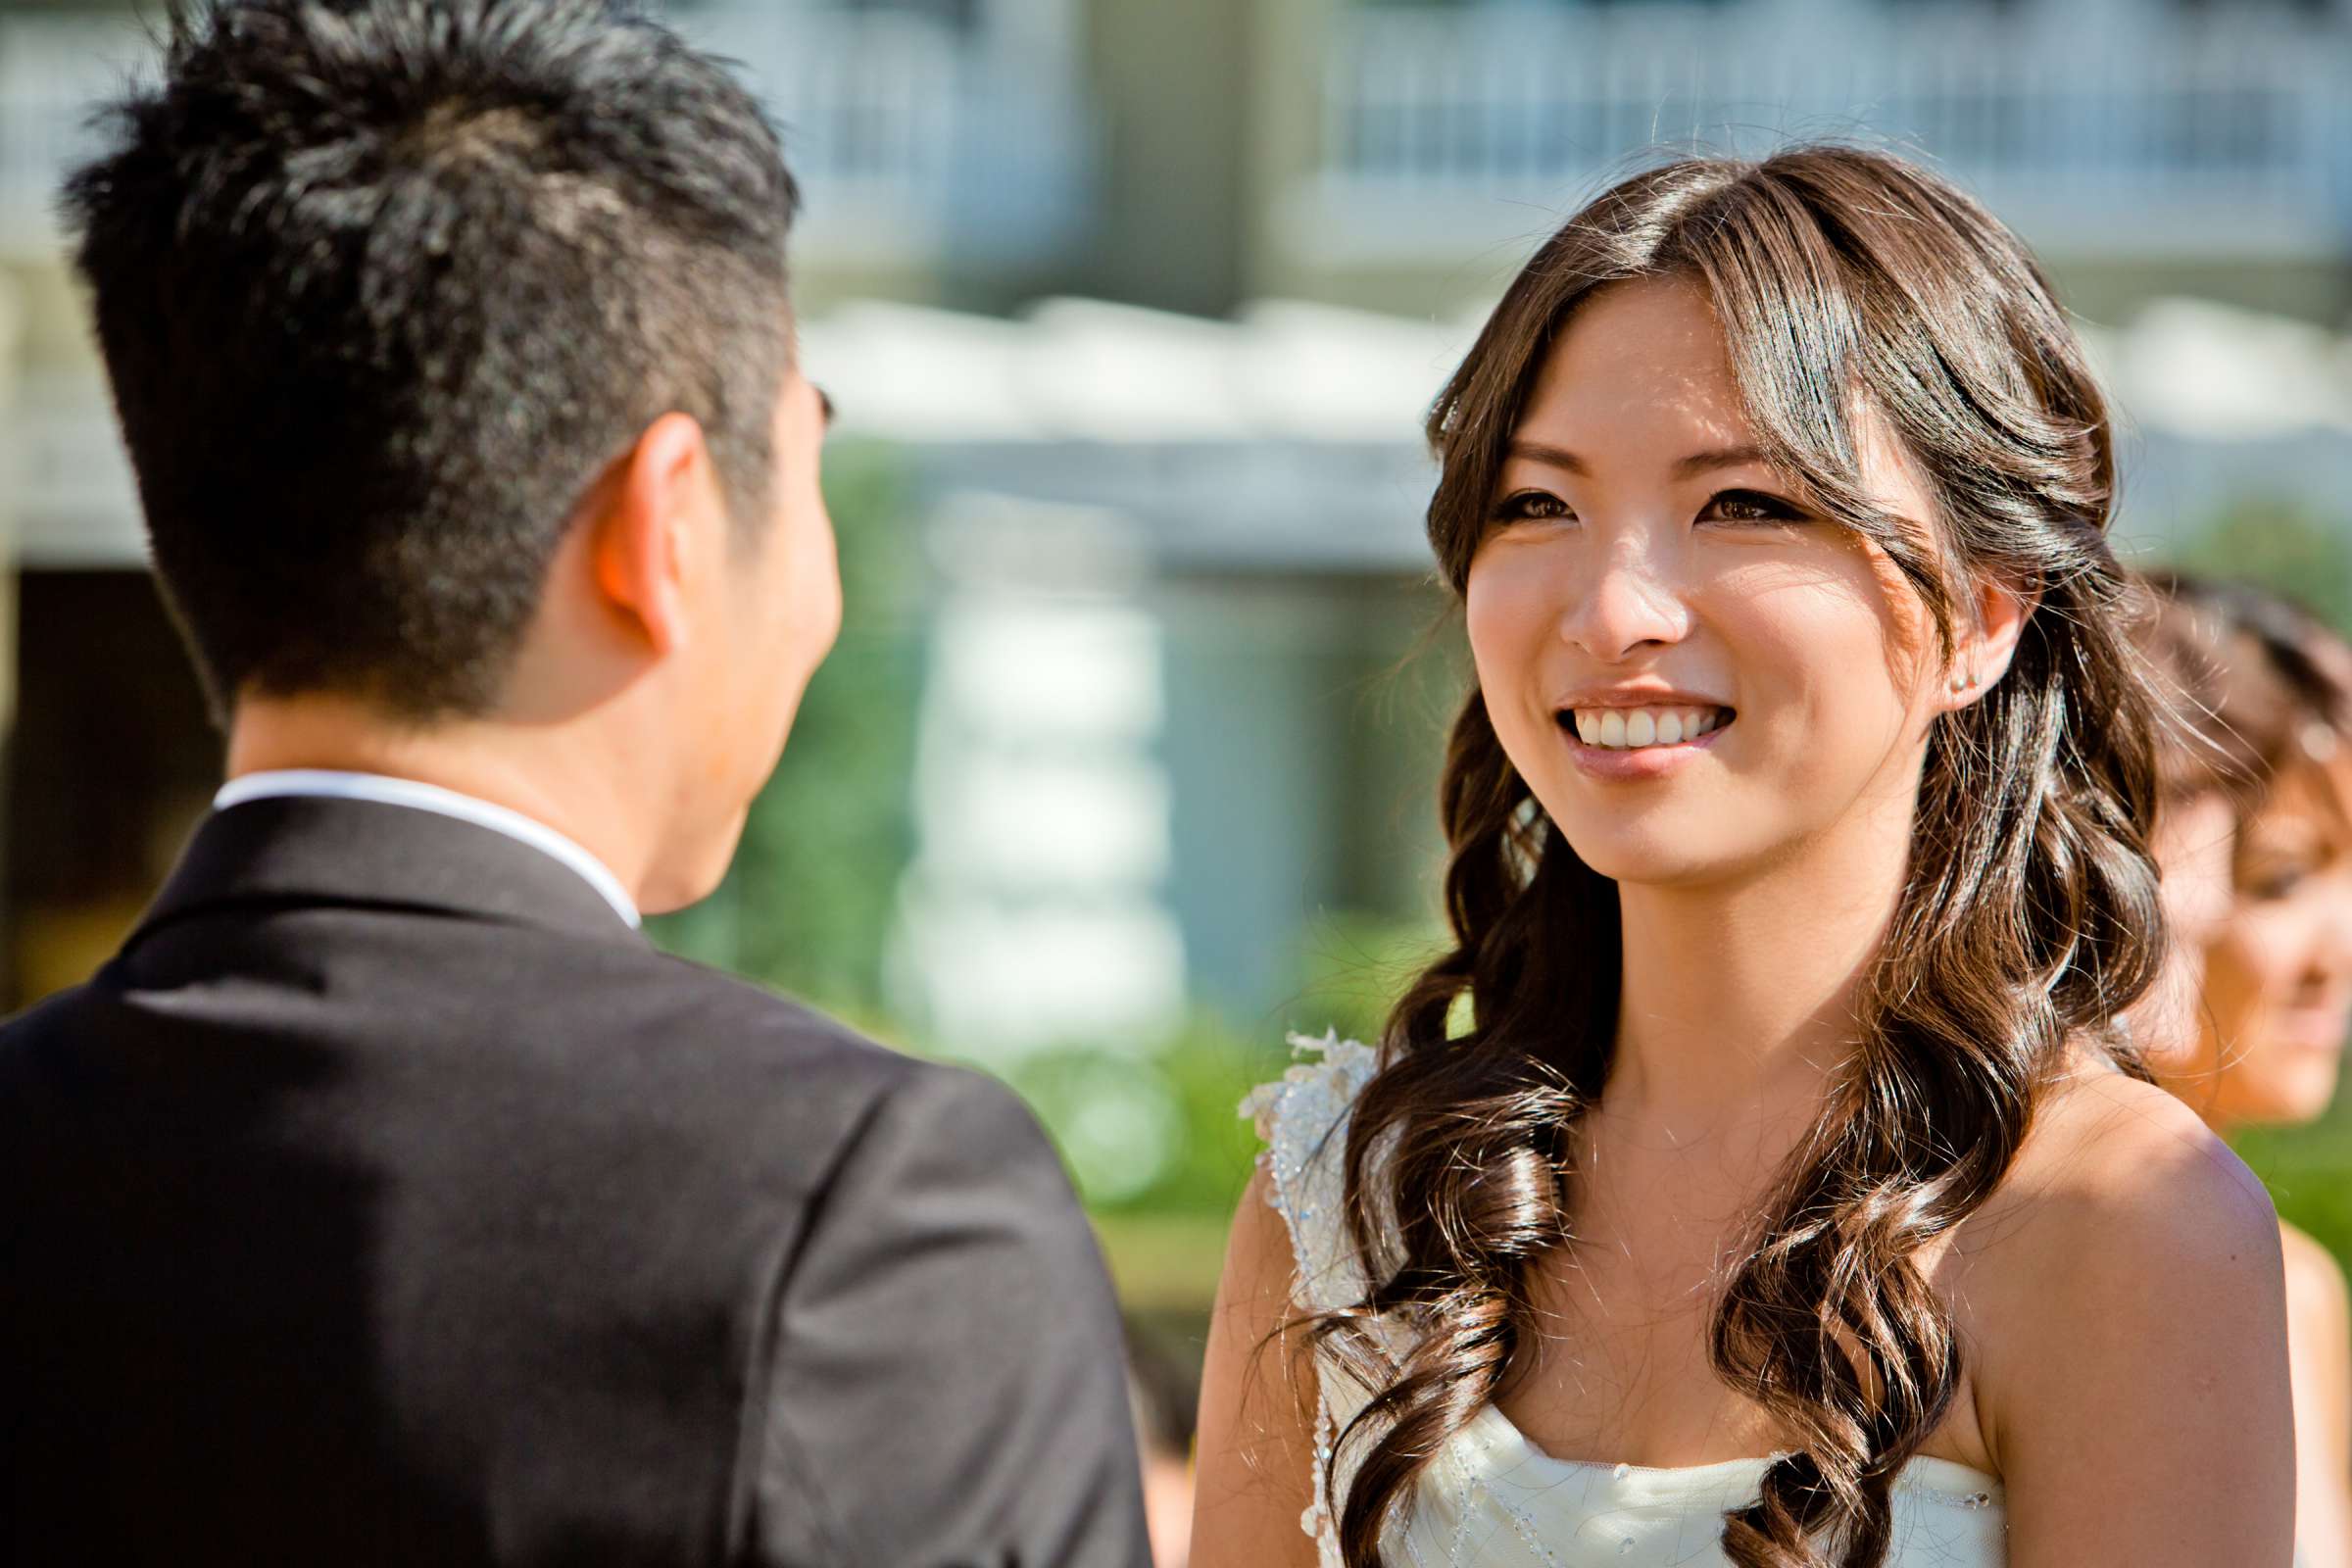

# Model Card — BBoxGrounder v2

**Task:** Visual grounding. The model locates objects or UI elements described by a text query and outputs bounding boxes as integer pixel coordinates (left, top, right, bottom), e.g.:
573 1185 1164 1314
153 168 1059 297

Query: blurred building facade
6 0 2352 1055
1268 0 2352 324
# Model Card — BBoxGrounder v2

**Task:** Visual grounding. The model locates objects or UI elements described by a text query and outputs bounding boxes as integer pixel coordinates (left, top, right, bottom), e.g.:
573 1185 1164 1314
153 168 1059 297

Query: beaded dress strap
1240 1031 1381 1312
1239 1031 1385 1565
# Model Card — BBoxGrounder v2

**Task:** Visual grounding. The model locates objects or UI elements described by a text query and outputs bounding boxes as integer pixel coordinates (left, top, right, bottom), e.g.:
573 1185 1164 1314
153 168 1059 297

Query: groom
0 2 1148 1564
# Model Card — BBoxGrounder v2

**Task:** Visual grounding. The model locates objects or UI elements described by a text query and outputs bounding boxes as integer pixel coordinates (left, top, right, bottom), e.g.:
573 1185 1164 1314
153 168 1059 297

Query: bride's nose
1557 541 1690 662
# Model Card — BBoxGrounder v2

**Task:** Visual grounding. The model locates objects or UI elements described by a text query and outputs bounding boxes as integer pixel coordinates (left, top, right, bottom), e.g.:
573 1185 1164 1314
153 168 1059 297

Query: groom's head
66 0 840 908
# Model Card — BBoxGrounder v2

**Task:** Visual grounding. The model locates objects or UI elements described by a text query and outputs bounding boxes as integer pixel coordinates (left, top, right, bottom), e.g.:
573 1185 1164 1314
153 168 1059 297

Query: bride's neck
1605 801 1915 1129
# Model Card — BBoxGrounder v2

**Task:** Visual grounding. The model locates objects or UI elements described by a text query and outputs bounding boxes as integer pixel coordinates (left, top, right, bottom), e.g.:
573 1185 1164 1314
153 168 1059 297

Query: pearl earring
1950 670 1974 694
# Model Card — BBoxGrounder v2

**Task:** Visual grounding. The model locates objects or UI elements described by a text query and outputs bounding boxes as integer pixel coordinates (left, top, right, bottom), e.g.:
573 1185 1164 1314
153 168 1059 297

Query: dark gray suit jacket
1 796 1151 1567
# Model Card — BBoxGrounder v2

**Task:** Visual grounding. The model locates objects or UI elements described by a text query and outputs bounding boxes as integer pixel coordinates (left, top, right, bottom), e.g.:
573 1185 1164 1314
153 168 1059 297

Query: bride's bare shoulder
1980 1059 2273 1236
1948 1055 2288 1474
1956 1059 2276 1290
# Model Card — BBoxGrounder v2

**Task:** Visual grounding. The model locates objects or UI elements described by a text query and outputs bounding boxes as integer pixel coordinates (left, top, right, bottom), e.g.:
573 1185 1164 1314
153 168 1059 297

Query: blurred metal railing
1317 1 2352 259
0 6 1088 269
0 18 131 257
8 369 143 570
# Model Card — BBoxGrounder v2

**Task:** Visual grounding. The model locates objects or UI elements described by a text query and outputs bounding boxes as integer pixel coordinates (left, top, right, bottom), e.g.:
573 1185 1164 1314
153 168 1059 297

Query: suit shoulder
0 977 121 1097
627 956 1061 1164
465 945 976 1182
604 946 932 1088
1 970 116 1034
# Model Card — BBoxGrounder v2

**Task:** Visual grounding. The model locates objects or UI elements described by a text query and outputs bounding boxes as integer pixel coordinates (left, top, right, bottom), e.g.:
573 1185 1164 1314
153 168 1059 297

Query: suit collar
134 795 652 947
215 770 641 927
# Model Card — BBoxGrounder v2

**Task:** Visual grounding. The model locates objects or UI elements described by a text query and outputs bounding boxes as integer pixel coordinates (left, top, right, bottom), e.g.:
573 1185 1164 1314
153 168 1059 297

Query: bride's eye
1490 489 1574 526
1701 488 1806 526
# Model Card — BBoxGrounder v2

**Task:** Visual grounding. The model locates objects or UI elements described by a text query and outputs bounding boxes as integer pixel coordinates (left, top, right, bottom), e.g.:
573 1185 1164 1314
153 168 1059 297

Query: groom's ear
587 413 724 658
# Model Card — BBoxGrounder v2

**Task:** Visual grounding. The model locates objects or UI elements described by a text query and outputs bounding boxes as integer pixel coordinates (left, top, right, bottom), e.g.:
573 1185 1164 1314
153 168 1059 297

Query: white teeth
1570 705 1730 751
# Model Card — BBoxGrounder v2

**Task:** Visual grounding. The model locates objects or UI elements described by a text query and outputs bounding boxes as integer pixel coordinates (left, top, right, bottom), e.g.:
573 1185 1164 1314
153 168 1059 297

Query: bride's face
1464 276 1982 888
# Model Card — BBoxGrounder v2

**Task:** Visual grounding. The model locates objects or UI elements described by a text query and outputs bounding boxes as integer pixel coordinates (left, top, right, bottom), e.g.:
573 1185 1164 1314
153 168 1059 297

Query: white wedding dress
1244 1035 2008 1568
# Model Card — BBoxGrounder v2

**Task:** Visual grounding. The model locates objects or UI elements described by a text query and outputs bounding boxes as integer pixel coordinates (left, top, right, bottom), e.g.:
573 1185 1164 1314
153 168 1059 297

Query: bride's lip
1553 686 1730 711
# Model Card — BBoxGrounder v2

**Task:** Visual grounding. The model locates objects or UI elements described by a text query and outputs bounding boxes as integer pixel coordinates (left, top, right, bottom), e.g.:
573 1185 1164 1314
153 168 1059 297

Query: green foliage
649 440 924 1013
967 914 1442 1226
990 1017 1289 1217
2165 495 2352 633
1044 919 1441 1310
1286 907 1447 1048
2236 1105 2352 1268
995 913 1440 1228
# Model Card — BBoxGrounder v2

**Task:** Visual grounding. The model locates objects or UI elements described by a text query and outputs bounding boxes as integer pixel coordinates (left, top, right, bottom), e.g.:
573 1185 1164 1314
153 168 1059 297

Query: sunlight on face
1462 276 1951 888
682 365 840 893
2196 760 2352 1126
745 365 842 753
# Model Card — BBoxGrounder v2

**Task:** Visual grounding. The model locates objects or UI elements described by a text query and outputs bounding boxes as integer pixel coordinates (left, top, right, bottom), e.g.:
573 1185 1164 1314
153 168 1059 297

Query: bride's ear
1939 569 2038 711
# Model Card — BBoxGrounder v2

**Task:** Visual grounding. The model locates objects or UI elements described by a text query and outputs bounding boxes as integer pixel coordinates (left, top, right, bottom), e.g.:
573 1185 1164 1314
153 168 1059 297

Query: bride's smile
1554 688 1735 782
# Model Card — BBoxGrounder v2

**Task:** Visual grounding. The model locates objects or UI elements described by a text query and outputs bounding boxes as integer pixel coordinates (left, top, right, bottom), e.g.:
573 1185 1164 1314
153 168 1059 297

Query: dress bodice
1241 1033 2008 1568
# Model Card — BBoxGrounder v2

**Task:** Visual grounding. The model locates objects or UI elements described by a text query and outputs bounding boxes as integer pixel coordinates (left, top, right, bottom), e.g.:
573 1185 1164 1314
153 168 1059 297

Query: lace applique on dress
1241 1030 1381 1311
1239 1030 1388 1565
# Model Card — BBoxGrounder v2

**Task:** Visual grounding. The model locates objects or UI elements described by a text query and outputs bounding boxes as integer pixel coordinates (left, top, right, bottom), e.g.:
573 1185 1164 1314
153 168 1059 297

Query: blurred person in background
1193 145 2292 1568
0 2 1148 1564
1127 1323 1200 1568
2137 571 2352 1568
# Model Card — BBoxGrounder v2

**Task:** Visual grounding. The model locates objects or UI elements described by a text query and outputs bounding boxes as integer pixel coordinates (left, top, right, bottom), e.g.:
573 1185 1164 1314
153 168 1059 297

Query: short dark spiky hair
63 0 800 719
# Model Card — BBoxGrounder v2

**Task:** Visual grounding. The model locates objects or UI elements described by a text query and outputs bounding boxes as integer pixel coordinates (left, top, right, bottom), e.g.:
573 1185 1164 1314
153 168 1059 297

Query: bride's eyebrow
1673 444 1769 477
1505 439 1769 478
1505 439 1588 475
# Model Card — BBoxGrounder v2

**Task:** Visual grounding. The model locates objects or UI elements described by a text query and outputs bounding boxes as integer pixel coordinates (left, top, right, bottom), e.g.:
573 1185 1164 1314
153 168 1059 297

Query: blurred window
840 0 982 28
662 0 983 24
1348 1 1735 8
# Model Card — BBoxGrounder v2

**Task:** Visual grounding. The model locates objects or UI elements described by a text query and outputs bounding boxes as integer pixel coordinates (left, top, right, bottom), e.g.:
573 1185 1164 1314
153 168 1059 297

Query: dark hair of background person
1125 1316 1202 1465
1297 145 2165 1568
61 0 801 722
2138 569 2352 819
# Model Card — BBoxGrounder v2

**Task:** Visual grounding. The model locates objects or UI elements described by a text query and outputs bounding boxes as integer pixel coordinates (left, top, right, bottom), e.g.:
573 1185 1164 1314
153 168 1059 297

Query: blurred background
4 0 2352 1548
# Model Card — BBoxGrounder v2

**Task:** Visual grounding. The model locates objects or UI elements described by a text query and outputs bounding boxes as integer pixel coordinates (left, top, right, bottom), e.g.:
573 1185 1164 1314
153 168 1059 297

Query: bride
1190 145 2294 1567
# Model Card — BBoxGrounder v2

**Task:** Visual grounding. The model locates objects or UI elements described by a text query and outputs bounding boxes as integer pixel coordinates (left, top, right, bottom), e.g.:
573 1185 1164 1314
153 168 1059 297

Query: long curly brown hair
2140 569 2352 815
1308 146 2167 1567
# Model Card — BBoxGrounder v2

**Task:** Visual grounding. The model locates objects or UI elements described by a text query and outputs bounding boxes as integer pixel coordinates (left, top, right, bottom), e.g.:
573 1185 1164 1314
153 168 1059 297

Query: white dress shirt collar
213 769 642 929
